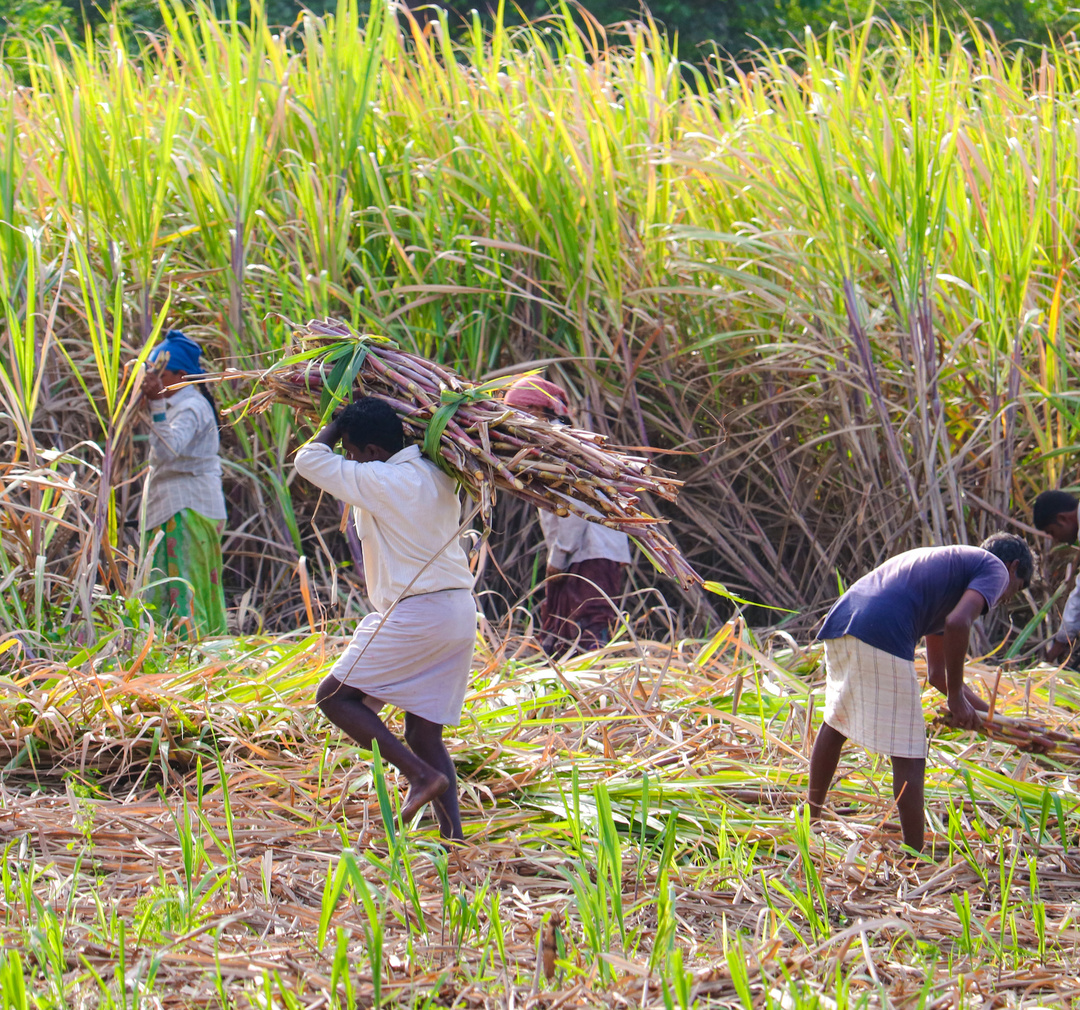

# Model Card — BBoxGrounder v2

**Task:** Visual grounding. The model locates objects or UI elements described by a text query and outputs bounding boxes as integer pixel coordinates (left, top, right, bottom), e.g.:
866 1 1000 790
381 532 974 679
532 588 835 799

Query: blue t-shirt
817 546 1010 661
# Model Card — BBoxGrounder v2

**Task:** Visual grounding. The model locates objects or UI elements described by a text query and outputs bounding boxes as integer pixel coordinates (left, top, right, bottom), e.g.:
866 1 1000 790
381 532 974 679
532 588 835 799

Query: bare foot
401 770 449 822
430 795 463 842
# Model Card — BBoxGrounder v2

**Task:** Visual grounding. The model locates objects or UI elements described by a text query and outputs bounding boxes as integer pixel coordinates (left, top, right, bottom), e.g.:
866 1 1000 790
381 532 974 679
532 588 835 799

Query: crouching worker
808 534 1032 851
294 398 477 842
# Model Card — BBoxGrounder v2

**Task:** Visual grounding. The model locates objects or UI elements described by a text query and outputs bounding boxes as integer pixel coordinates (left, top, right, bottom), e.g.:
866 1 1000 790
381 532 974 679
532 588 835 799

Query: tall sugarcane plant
0 2 1079 649
59 242 166 629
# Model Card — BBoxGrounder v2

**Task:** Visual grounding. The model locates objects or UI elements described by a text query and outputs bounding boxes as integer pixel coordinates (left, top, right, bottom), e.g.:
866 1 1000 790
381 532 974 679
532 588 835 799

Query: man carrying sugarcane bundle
503 376 632 655
294 397 477 842
808 534 1033 852
1033 490 1080 663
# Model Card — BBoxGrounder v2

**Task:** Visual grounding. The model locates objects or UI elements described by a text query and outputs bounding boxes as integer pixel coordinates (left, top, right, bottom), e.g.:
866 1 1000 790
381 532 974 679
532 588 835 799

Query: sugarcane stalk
932 709 1080 758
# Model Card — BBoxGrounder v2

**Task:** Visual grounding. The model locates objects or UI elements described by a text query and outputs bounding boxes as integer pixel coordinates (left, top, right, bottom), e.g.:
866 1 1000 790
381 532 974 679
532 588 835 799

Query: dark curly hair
337 397 404 455
979 532 1034 590
1033 490 1079 531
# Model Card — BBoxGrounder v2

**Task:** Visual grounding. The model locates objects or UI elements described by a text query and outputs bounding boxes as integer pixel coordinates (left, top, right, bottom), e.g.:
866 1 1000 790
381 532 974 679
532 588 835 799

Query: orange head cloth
503 376 570 414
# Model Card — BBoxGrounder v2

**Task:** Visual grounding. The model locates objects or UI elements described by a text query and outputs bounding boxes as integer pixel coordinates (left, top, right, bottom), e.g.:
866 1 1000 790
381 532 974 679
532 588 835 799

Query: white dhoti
329 589 478 726
822 635 926 759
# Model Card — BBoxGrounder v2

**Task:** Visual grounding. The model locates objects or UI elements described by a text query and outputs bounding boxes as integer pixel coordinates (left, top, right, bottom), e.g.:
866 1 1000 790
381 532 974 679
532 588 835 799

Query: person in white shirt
502 377 631 655
294 397 477 841
1033 490 1080 662
141 330 228 639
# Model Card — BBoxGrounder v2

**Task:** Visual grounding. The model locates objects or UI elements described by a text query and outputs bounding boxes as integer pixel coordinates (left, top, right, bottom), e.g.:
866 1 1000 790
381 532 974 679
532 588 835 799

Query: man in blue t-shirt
808 533 1033 852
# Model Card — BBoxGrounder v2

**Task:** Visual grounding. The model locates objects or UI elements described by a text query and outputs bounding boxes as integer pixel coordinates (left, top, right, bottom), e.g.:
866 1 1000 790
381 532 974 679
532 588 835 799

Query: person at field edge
502 376 632 656
293 397 477 842
808 533 1033 852
141 329 228 639
1032 489 1080 663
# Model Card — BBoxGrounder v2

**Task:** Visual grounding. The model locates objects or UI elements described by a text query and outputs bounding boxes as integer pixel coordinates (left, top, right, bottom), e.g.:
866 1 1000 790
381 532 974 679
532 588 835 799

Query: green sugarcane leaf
421 376 520 472
702 581 794 612
319 341 370 420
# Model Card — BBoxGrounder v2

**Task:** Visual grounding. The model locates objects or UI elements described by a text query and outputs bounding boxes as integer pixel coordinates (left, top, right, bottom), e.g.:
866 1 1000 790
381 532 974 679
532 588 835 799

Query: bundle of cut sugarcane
933 709 1080 758
223 318 702 588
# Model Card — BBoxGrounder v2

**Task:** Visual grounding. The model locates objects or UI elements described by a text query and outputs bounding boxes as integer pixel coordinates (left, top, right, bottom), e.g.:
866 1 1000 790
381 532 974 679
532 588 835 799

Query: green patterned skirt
146 508 227 639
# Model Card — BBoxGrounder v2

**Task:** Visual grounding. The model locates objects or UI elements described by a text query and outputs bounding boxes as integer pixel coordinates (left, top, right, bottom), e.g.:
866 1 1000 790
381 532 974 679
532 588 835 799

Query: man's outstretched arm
926 632 988 713
931 588 989 730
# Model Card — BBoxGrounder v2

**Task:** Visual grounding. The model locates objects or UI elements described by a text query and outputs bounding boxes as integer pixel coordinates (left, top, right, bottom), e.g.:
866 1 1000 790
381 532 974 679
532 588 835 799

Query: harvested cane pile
225 318 701 587
934 709 1080 758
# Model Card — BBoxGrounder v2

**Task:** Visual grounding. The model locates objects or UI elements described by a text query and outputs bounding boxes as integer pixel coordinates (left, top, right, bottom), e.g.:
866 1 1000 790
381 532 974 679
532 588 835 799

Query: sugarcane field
10 0 1080 1006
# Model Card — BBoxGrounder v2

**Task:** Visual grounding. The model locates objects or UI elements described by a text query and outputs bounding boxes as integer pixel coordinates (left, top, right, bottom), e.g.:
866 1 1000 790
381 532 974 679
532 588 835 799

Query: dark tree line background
5 0 1079 53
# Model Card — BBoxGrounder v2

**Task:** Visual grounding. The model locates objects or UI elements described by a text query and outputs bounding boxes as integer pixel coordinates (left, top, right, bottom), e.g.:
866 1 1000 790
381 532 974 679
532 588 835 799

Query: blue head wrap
149 330 204 375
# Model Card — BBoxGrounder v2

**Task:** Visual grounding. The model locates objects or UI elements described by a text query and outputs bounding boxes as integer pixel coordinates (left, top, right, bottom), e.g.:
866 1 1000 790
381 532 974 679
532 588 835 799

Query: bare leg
404 712 464 842
808 722 846 819
316 675 448 821
891 756 926 852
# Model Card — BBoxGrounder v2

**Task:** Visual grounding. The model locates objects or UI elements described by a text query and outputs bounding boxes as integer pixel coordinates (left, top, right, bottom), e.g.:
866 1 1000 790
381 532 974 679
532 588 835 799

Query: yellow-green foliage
0 2 1074 634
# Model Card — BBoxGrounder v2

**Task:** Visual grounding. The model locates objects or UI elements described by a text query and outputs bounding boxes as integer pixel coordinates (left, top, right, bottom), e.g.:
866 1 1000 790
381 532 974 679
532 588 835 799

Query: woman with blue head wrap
148 329 204 377
141 329 228 639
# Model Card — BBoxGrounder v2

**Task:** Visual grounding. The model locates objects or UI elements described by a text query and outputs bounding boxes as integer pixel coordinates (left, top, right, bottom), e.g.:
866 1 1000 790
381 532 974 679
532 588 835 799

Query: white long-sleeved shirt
537 508 632 570
1058 583 1080 643
143 384 227 530
293 442 474 612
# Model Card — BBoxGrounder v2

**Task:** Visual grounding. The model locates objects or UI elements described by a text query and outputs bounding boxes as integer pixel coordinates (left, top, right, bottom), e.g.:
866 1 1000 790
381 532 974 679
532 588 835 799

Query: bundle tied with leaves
227 319 701 589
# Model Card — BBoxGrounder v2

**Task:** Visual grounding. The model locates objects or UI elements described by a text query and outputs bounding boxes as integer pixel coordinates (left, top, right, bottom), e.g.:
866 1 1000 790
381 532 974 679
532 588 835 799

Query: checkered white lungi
822 635 927 759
